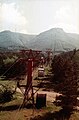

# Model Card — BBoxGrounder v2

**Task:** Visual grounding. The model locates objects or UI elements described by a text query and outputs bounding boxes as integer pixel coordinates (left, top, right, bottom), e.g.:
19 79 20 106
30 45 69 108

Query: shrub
52 51 78 111
0 85 13 103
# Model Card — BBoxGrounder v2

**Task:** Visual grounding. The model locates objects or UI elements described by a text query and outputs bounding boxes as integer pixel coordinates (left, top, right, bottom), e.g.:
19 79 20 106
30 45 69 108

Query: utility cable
0 58 20 77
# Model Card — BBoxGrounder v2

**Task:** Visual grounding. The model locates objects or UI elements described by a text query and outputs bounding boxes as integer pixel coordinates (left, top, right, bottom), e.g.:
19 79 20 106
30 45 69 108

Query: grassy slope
0 56 79 120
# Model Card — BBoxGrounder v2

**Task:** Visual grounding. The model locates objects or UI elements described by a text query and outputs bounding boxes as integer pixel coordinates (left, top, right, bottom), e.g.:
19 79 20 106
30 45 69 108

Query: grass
69 111 79 120
0 79 16 88
0 97 79 120
0 62 79 120
0 94 61 120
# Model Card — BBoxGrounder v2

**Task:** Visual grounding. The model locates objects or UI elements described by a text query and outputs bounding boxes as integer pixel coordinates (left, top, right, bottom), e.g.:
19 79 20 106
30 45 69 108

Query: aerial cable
0 32 29 78
0 29 28 78
0 58 20 77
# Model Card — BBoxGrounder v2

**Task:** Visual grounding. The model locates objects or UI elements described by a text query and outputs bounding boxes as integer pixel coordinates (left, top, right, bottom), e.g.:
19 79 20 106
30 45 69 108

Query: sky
0 0 79 34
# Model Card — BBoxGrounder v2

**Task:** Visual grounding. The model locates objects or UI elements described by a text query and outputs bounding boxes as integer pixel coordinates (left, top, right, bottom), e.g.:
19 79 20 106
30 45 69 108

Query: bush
0 85 13 103
52 51 78 111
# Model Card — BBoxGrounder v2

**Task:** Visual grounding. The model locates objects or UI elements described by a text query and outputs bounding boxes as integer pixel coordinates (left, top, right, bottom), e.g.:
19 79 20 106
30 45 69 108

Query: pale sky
0 0 79 34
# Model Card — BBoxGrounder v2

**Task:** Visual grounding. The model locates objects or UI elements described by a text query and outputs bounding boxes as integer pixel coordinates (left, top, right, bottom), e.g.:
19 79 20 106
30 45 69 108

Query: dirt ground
1 52 79 120
1 66 79 120
0 66 61 120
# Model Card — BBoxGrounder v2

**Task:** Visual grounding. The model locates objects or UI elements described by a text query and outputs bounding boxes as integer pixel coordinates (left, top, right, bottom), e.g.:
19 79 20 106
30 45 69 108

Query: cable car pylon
17 49 42 108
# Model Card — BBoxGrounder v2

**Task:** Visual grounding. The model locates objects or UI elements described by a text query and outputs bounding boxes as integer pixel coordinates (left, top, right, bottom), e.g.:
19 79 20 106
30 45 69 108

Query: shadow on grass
0 103 34 111
36 75 55 91
31 109 72 120
0 104 21 111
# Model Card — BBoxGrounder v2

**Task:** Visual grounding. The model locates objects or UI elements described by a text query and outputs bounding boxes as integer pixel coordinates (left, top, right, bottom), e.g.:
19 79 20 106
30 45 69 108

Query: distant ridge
0 30 36 51
29 28 79 51
0 28 79 52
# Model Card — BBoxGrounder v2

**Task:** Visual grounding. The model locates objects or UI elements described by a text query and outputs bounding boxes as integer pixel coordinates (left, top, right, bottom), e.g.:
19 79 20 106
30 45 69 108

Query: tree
52 51 78 111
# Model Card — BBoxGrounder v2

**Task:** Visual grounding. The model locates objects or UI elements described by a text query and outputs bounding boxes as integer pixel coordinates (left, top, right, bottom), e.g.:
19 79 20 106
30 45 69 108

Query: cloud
0 3 28 33
54 5 79 33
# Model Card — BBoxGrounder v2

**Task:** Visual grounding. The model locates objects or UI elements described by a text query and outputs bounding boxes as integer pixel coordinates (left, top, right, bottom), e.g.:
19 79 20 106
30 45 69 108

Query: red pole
27 59 33 87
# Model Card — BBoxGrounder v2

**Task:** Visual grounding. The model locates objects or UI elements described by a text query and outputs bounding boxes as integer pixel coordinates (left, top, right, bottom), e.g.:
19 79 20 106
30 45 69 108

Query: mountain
0 28 79 52
67 33 79 49
29 28 79 52
0 30 36 51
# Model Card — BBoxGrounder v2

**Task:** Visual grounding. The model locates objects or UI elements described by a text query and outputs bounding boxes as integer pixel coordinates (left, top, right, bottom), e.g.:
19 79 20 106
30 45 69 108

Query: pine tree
52 51 78 111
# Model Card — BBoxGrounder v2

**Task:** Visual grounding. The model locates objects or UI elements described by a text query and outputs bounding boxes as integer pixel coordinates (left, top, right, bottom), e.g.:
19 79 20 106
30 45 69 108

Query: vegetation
51 50 78 112
0 50 79 120
0 52 27 78
0 88 13 103
0 79 17 103
0 51 43 79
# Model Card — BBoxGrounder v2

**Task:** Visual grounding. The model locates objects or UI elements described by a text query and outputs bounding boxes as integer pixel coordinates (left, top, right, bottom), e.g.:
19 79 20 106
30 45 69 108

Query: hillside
0 28 79 52
29 28 79 52
0 30 36 51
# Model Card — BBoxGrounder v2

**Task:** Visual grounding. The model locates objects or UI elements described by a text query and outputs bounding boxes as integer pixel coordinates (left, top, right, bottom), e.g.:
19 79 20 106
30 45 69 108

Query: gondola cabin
38 66 45 77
